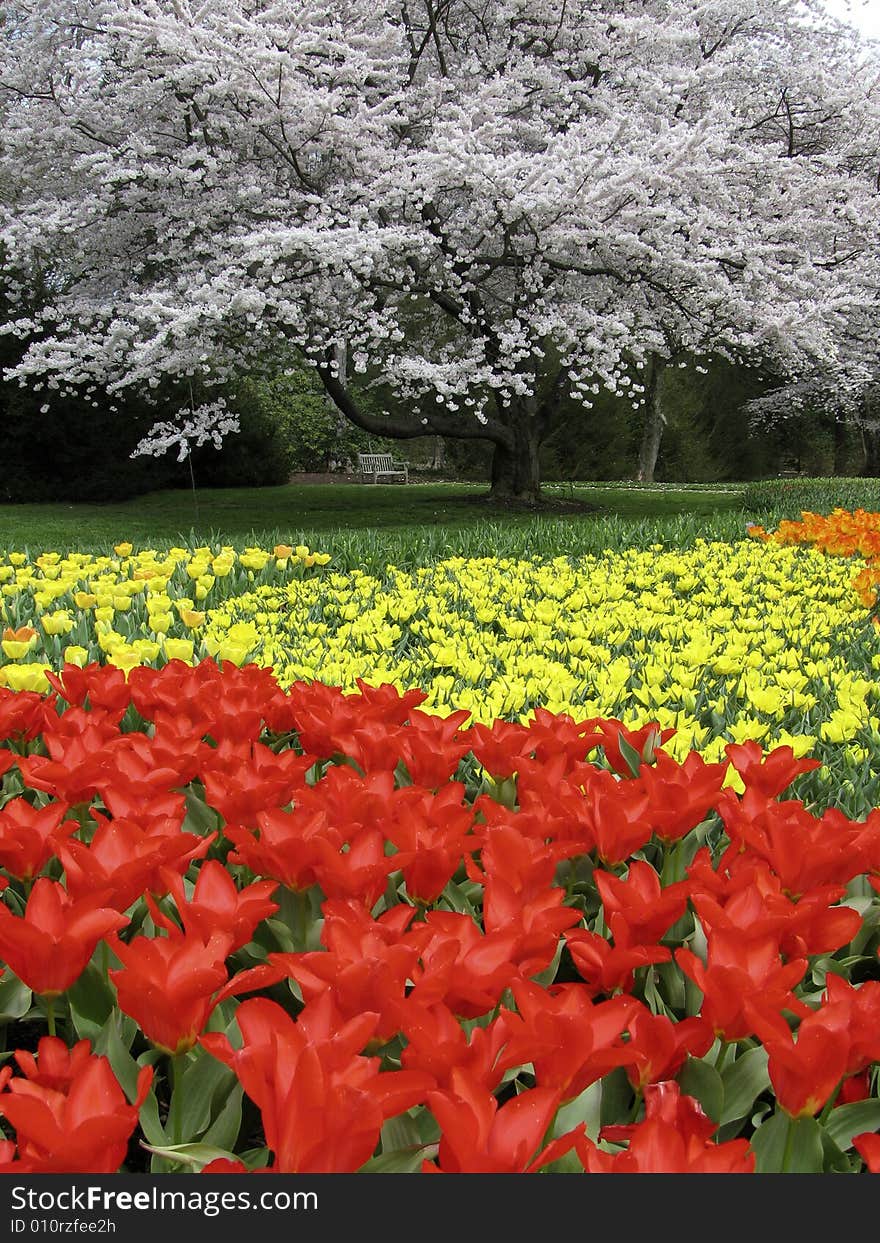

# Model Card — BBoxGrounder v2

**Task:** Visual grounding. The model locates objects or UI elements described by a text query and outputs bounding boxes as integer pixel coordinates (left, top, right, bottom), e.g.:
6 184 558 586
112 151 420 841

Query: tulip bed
0 540 330 688
0 659 880 1173
5 537 880 818
750 507 880 613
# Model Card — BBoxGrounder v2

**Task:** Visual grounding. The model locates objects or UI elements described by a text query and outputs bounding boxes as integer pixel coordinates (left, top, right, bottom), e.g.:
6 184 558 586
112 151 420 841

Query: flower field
2 515 880 1174
4 535 880 810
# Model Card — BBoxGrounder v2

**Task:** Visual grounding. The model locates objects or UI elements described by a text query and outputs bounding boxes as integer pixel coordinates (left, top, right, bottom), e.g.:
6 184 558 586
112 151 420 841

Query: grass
0 480 748 567
0 474 873 570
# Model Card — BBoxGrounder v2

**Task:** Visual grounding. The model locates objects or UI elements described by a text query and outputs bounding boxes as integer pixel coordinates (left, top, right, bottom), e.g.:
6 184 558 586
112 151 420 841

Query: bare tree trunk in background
833 416 847 475
429 436 445 471
636 355 666 482
861 423 880 477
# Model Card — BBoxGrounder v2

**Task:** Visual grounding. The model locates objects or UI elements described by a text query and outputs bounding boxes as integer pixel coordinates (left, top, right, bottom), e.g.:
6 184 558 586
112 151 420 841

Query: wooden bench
356 452 409 483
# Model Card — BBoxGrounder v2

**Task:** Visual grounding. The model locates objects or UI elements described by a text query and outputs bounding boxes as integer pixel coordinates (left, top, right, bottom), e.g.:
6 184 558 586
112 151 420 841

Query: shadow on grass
0 480 745 556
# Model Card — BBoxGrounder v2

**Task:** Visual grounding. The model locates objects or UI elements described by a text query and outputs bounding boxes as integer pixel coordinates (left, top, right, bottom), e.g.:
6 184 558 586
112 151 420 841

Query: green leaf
439 879 476 916
655 959 686 1010
67 963 116 1041
824 1099 880 1151
380 1111 422 1154
359 1147 433 1173
238 1146 271 1170
138 1089 167 1147
181 788 220 837
531 937 564 989
178 1049 236 1140
616 732 642 778
93 1012 140 1102
141 1141 239 1171
261 917 296 953
818 1127 854 1174
201 1084 243 1153
678 1056 724 1124
553 1082 602 1142
750 1112 825 1174
491 776 517 809
600 1066 634 1128
719 1046 771 1125
0 973 31 1023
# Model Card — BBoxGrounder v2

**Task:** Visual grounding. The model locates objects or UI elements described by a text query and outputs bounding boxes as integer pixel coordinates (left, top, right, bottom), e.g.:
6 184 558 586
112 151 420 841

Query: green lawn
0 480 748 565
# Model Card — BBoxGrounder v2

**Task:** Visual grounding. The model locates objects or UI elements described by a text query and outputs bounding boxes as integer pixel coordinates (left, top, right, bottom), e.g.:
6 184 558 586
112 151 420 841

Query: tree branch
316 359 513 446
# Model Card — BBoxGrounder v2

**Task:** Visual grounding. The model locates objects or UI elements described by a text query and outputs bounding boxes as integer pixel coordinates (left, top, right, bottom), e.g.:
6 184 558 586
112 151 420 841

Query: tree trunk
636 356 665 483
489 413 541 502
317 355 559 500
832 416 847 476
861 424 880 477
429 436 445 471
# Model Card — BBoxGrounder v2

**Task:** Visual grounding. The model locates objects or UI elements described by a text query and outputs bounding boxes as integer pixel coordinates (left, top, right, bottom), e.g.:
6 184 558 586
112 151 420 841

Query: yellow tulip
148 611 174 634
131 639 161 660
73 592 97 609
163 638 195 662
63 645 90 667
0 663 51 692
179 608 206 628
1 641 33 660
41 612 75 636
1 627 39 659
97 629 125 653
114 542 133 557
107 648 145 674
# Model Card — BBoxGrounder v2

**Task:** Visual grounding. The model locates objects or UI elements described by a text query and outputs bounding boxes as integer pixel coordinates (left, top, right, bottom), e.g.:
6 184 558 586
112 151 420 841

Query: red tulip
425 1070 581 1173
854 1132 880 1172
108 927 269 1054
59 813 214 909
725 740 821 798
0 1037 152 1173
595 860 690 948
497 980 638 1102
578 1081 755 1173
45 662 132 718
0 879 128 996
675 929 810 1042
270 899 429 1043
0 797 75 882
201 995 432 1172
158 860 279 951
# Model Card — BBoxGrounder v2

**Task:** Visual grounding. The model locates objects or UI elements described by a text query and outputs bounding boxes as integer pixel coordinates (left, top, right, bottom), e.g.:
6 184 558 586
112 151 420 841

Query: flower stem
781 1114 796 1173
714 1039 733 1073
45 995 55 1038
169 1053 186 1145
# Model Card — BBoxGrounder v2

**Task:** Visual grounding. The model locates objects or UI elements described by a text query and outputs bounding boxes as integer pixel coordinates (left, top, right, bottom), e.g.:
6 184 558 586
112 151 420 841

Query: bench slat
356 452 408 482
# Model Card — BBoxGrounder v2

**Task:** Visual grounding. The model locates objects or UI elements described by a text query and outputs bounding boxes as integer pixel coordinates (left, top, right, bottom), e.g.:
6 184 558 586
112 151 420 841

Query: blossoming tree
1 0 878 498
